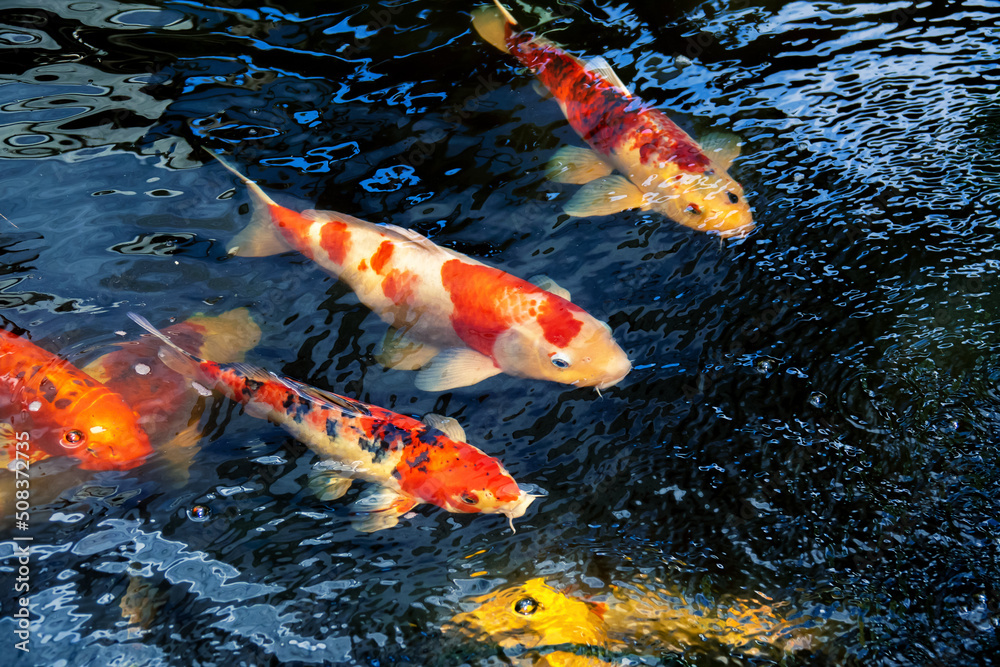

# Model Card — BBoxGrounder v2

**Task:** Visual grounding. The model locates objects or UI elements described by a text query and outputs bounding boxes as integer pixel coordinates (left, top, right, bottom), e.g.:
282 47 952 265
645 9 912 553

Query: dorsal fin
378 223 470 261
585 56 631 97
422 413 467 443
227 362 372 417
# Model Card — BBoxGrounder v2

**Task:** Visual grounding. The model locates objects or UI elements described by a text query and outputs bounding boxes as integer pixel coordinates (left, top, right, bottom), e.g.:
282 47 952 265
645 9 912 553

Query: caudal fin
185 307 262 363
126 312 213 391
204 149 292 258
472 1 516 54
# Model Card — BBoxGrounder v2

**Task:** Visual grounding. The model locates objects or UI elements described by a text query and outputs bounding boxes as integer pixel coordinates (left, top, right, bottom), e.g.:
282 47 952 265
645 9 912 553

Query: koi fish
81 308 262 482
444 578 611 667
445 577 843 663
0 327 153 470
210 152 631 393
473 2 754 238
127 312 536 531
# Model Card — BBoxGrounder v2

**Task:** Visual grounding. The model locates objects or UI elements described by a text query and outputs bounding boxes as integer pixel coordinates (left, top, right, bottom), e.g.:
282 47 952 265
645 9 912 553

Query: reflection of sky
0 518 355 664
0 64 171 160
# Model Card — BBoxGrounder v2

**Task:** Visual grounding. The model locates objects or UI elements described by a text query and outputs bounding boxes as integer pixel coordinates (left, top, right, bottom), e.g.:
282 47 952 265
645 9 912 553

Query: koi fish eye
62 429 85 448
727 191 739 204
685 203 701 215
551 353 571 369
514 597 539 615
461 492 479 505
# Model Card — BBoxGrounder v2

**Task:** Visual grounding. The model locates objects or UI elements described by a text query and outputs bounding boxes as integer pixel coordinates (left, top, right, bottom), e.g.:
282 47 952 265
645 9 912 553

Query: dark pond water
2 0 1000 665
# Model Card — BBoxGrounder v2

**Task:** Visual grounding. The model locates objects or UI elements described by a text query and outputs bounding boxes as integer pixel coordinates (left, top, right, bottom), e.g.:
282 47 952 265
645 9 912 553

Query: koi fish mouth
501 492 537 533
595 361 632 393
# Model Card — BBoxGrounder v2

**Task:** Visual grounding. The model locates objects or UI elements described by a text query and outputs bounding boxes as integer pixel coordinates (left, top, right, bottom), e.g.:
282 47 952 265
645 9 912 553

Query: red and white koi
127 312 536 532
0 327 153 470
473 1 754 238
210 152 631 393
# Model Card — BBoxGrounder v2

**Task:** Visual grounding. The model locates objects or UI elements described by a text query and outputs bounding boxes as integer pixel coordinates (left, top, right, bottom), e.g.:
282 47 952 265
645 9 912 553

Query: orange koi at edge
0 327 152 470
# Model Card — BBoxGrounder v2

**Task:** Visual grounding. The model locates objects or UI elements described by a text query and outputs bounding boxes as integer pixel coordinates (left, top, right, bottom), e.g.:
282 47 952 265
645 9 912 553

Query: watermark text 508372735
10 429 32 653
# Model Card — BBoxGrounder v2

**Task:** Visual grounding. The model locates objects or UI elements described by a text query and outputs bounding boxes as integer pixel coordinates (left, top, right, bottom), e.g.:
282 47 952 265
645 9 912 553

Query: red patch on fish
381 269 418 305
371 240 394 274
319 218 352 265
440 260 519 355
441 260 587 355
358 259 368 272
536 297 583 348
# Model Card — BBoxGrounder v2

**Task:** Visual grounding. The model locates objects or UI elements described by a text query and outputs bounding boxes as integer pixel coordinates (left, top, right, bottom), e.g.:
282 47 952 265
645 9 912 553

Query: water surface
1 0 999 665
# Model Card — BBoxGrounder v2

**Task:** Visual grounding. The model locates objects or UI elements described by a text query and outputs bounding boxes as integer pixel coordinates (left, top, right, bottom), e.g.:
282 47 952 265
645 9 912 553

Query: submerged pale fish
81 308 262 483
473 1 754 238
212 151 631 392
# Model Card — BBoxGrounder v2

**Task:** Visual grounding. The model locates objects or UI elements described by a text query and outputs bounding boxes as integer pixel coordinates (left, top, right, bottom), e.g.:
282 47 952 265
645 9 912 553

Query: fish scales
225 370 405 477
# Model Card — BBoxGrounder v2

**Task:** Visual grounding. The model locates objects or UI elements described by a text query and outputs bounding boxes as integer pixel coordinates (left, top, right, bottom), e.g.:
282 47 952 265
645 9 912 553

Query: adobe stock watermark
8 428 33 653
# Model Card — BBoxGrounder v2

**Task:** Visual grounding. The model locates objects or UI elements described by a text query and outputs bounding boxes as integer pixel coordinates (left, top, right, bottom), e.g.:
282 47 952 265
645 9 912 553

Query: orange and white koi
0 327 153 470
473 2 754 238
210 152 631 392
128 312 536 531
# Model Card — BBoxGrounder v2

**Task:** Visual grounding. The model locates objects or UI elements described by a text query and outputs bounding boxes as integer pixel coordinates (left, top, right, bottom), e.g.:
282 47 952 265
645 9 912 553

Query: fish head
399 439 535 524
493 299 631 390
443 578 609 649
66 392 154 470
651 166 754 238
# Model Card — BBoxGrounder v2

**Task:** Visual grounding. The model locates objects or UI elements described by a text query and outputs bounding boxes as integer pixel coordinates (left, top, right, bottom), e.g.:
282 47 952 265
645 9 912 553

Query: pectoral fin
531 79 553 100
564 175 647 217
156 423 204 487
422 413 467 443
376 327 440 371
308 466 354 501
585 56 631 97
699 132 743 169
350 486 418 532
529 274 571 301
415 349 502 391
189 308 262 363
120 575 165 632
546 146 614 185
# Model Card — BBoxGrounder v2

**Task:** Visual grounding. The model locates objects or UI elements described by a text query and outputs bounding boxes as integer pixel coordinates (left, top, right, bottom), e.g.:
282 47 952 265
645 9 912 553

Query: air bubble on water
188 505 211 522
134 363 150 375
754 357 776 374
808 392 827 408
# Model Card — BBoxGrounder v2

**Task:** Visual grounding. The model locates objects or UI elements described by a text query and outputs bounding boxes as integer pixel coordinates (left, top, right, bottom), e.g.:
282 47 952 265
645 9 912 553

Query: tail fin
185 308 262 363
204 149 292 258
472 1 517 54
127 312 212 389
